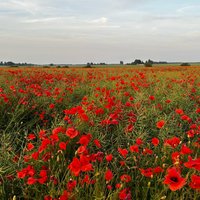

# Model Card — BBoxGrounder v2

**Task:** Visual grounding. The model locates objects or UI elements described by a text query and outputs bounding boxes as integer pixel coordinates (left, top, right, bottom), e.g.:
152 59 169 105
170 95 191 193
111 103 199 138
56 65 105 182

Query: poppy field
0 66 200 200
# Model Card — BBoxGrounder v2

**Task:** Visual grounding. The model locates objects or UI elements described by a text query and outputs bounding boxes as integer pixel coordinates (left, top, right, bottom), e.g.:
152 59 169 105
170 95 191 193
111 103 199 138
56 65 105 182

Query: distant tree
120 61 124 65
6 61 15 66
180 63 190 66
86 62 91 67
144 60 153 67
146 59 154 64
133 59 143 65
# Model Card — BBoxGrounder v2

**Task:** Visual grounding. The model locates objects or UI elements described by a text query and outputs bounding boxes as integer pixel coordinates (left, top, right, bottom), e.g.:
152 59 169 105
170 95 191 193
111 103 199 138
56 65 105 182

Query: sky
0 0 200 64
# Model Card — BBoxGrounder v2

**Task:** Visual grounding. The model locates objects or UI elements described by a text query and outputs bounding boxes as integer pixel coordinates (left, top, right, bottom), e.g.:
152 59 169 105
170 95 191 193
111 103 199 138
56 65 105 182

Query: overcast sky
0 0 200 64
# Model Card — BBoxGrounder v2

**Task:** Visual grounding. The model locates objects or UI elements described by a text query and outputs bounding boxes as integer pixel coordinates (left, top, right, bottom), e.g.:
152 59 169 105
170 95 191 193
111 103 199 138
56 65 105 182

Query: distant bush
63 65 69 68
180 63 190 66
43 66 50 68
83 63 94 68
144 62 153 67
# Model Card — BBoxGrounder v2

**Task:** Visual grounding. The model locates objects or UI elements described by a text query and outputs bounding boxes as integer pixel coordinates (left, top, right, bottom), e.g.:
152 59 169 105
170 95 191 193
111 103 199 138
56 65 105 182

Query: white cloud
177 5 200 14
88 17 108 24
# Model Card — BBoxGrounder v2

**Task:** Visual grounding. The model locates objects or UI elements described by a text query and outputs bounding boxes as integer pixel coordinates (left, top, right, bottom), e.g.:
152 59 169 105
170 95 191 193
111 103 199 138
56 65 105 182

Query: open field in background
1 62 200 69
0 66 200 199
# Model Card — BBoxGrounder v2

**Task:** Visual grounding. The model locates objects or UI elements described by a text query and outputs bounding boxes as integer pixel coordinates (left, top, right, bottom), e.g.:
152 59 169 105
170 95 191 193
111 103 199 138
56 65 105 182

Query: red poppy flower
17 169 27 179
78 134 92 146
149 95 155 101
196 108 200 114
130 145 139 153
31 152 39 160
59 190 69 200
118 148 128 158
38 176 48 184
180 144 193 155
67 179 77 191
136 138 143 146
189 175 200 190
59 142 67 150
52 127 66 135
151 137 159 146
68 156 93 176
153 166 164 174
143 148 153 155
77 145 87 155
184 157 200 171
175 109 184 115
27 177 37 185
105 154 113 162
27 143 34 151
171 152 180 164
164 137 180 148
68 157 81 176
66 127 79 139
163 167 186 191
156 120 165 129
165 99 171 103
27 134 36 140
140 168 153 178
49 103 55 109
119 188 131 200
105 169 113 182
120 174 131 183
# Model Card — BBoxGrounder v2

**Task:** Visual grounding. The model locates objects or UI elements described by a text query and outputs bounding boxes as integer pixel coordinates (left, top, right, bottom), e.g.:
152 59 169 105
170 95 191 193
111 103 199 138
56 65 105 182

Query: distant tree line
87 62 106 66
0 61 33 66
126 59 167 65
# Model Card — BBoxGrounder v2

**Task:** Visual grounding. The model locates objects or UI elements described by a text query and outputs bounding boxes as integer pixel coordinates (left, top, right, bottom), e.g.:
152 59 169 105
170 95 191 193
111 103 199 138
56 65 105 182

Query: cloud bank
0 0 200 64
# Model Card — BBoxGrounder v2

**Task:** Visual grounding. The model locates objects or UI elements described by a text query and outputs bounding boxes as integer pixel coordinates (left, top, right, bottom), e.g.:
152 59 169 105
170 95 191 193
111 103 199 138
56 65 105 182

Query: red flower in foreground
119 188 131 200
27 177 37 185
105 169 113 182
118 148 128 158
68 156 93 176
163 167 186 191
149 95 155 101
120 174 132 183
156 120 165 129
59 142 67 150
130 145 139 153
180 144 193 155
105 154 113 162
175 109 184 115
27 143 34 151
151 137 159 146
67 179 77 191
189 175 200 190
66 127 79 139
68 158 81 176
136 138 143 146
184 157 200 171
164 137 180 148
140 168 153 178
